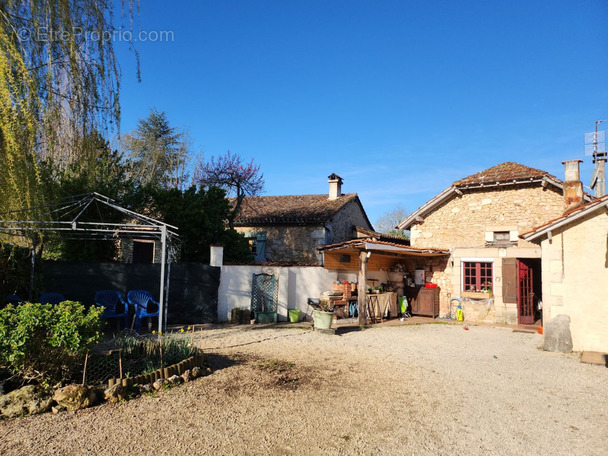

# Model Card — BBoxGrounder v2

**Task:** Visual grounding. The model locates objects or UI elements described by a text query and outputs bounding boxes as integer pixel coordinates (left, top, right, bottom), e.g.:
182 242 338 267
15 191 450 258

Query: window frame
461 259 493 293
132 239 155 264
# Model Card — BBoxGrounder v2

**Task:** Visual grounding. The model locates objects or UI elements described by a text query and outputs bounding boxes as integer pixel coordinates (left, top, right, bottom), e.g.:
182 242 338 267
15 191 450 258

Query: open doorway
133 240 155 263
517 258 542 325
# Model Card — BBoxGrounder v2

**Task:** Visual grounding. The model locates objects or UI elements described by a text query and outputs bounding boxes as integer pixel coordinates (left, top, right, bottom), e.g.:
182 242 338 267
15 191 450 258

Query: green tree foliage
0 243 40 301
41 130 133 202
122 109 191 190
0 1 136 215
0 301 104 384
38 131 135 262
148 186 252 264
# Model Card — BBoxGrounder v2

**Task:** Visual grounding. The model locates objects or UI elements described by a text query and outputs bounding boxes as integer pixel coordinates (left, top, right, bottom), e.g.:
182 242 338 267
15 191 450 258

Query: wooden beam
358 251 369 325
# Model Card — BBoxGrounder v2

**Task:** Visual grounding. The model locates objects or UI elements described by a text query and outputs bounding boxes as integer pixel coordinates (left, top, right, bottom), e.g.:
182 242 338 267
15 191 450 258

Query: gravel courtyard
1 323 607 455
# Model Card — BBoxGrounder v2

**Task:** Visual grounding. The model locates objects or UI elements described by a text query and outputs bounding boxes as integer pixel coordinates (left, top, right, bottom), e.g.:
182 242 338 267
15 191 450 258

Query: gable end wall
410 185 564 249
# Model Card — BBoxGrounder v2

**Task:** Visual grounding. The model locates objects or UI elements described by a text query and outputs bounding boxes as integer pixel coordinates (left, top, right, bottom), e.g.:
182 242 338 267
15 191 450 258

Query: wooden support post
358 250 369 326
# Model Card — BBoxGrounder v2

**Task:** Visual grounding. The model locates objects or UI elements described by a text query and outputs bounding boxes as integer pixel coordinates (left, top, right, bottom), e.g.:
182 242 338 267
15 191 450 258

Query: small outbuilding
233 174 373 264
522 160 608 353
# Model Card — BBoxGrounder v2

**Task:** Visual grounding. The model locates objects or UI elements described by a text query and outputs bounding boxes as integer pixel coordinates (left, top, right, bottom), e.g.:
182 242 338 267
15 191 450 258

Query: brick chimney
328 173 343 200
561 159 584 212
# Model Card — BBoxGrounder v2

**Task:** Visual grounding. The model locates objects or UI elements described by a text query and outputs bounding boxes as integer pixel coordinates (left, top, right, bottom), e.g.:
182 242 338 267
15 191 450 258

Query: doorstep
580 351 608 366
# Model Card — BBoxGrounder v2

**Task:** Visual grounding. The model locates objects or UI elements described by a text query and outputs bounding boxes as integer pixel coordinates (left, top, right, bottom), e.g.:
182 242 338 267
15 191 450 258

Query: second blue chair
40 292 65 305
95 290 130 329
127 290 160 333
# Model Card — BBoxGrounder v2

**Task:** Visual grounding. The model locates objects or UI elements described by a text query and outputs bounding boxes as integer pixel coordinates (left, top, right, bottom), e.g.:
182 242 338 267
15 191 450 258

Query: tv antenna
586 120 607 197
585 120 606 161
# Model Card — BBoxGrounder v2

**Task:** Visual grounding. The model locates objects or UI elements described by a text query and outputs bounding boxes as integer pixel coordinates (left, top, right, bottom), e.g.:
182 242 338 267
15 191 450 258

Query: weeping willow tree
0 0 138 216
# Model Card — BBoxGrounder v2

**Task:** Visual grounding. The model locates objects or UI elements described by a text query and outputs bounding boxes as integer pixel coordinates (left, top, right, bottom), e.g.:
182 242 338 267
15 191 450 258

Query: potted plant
231 307 251 324
312 300 334 330
255 295 277 323
288 309 301 323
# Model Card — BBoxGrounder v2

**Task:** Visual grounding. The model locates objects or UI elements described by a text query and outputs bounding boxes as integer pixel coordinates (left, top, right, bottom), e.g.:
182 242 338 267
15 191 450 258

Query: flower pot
313 310 334 330
231 308 251 324
288 309 301 323
255 311 277 324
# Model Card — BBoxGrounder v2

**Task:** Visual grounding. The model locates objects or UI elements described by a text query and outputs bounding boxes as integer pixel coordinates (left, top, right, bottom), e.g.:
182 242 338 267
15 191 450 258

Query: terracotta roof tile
318 238 448 253
233 193 360 225
454 162 559 187
354 226 411 245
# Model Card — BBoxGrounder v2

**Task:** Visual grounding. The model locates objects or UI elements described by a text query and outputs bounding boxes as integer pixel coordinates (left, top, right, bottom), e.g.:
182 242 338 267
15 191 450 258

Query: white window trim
461 257 494 263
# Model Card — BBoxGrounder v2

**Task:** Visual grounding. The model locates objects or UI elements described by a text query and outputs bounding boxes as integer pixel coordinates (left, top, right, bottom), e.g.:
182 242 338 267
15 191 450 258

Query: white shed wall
218 265 339 322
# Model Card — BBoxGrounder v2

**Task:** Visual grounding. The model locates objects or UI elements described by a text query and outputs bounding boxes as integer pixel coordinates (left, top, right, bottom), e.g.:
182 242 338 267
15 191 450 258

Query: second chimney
328 173 343 200
562 159 584 213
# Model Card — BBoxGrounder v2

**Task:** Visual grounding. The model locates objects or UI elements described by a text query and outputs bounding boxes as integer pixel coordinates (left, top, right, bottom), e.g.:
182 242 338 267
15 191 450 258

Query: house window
485 228 517 246
248 238 258 255
244 232 266 262
493 231 510 242
462 261 493 292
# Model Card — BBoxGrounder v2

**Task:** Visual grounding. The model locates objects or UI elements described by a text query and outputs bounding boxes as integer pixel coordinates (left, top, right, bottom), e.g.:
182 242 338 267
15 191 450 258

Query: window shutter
502 258 517 303
256 232 267 262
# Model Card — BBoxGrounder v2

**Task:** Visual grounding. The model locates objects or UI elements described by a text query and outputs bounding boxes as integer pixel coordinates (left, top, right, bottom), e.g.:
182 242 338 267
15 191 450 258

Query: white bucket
414 269 425 285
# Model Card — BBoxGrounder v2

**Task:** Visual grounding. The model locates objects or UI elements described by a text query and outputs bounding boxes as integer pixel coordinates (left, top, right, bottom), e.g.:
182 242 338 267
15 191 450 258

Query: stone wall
410 184 564 249
235 197 372 264
326 199 373 242
539 209 608 352
235 225 325 264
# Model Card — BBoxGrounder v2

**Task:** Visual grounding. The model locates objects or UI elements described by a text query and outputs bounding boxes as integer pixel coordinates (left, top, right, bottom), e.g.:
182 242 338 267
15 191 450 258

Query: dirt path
1 324 607 455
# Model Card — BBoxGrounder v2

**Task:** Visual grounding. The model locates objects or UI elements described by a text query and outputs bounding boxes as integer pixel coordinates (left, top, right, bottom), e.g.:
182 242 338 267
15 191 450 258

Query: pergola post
163 239 172 332
358 250 369 325
158 225 167 334
28 234 37 302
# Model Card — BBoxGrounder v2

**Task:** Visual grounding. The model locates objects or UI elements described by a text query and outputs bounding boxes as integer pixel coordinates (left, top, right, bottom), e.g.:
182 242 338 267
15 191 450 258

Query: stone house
396 161 592 324
522 160 608 352
233 174 373 264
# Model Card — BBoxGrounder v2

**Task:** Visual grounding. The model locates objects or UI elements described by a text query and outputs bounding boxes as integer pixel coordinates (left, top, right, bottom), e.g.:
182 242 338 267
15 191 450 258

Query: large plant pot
255 311 277 324
288 309 301 323
231 308 251 324
313 310 334 330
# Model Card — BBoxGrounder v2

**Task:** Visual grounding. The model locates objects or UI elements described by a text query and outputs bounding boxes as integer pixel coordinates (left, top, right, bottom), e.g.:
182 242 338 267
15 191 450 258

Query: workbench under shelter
318 239 449 324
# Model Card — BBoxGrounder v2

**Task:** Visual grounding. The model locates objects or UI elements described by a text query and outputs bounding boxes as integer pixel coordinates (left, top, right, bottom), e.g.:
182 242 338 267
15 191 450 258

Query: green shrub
0 301 104 385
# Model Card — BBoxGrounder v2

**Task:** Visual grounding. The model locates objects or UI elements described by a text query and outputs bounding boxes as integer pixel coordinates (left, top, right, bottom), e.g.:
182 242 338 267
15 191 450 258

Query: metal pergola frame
0 192 179 333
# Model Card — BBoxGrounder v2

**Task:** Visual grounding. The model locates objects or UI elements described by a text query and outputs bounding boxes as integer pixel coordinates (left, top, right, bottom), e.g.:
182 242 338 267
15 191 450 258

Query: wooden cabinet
405 287 439 318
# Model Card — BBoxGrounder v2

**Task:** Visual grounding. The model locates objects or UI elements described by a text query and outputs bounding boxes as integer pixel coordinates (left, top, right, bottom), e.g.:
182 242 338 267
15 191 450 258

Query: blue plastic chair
127 290 160 333
5 294 25 305
95 290 129 328
40 292 65 305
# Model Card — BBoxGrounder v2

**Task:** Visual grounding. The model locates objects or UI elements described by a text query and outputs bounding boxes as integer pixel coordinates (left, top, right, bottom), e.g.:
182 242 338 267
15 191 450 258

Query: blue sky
114 0 608 227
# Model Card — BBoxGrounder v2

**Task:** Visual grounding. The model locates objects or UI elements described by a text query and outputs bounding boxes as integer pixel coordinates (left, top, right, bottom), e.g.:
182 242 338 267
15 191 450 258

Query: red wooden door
517 260 535 325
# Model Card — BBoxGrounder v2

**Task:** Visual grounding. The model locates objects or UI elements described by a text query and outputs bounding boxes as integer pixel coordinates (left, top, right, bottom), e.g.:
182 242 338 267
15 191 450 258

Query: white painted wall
217 265 339 322
539 209 608 352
